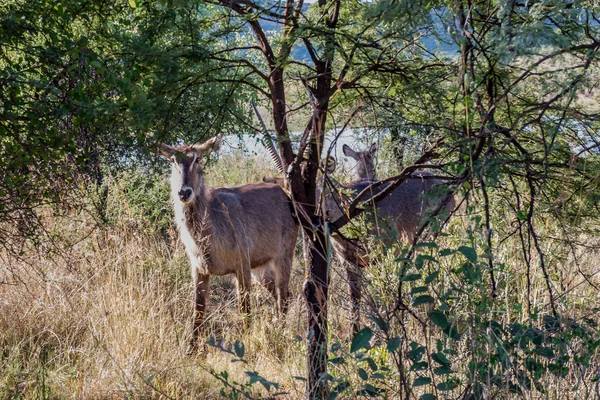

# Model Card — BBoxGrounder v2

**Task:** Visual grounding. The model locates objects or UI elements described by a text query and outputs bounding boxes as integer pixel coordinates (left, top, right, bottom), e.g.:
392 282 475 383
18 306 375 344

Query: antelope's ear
158 143 175 159
193 134 223 157
369 143 378 155
342 144 358 160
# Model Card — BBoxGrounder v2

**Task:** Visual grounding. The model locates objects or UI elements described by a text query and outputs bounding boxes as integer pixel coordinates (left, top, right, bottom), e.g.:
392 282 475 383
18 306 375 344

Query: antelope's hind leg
274 255 292 317
253 264 277 299
236 263 253 324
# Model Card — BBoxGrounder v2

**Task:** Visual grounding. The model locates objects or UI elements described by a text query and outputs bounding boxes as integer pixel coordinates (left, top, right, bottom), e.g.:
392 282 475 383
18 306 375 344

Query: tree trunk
302 228 329 399
266 23 333 399
289 105 330 398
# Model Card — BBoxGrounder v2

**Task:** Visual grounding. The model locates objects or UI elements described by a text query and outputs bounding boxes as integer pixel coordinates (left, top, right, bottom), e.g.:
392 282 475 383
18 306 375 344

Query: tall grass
0 150 599 399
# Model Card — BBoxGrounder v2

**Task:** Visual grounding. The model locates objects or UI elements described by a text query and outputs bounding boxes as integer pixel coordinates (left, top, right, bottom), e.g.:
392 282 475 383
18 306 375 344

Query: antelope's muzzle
178 186 193 203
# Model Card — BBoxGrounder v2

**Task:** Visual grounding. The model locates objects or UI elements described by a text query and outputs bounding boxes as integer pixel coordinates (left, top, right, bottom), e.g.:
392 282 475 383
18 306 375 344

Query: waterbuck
159 136 298 351
324 143 455 332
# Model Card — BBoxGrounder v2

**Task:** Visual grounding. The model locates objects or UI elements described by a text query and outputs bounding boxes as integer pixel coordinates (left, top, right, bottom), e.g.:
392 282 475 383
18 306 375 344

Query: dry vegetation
1 151 599 399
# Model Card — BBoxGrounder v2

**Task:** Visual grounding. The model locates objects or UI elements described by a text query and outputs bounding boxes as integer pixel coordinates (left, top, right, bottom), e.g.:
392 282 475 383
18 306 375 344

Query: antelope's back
347 171 449 238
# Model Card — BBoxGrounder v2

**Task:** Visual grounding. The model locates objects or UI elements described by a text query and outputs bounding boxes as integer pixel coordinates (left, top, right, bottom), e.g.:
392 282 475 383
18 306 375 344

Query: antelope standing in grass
159 136 298 351
324 143 455 333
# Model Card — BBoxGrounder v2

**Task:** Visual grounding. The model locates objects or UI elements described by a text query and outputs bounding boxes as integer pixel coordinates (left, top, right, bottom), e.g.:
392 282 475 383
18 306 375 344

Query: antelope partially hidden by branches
159 136 298 352
324 143 455 332
263 136 454 332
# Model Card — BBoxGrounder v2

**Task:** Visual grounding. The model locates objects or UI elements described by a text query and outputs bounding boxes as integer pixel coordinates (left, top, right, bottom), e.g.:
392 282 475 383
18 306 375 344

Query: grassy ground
1 151 599 399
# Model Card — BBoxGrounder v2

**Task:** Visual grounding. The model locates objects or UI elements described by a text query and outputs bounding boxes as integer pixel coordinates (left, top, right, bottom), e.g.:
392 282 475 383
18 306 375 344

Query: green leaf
409 343 426 361
458 246 477 263
329 381 350 399
414 377 432 387
364 357 378 371
329 356 345 365
416 254 436 269
402 273 421 282
246 371 261 385
351 327 373 353
410 361 428 371
128 0 137 8
358 368 369 380
387 337 401 353
429 310 449 330
549 363 569 377
534 346 555 358
411 286 428 294
425 271 439 284
439 249 455 257
419 394 436 400
135 84 147 103
443 325 462 341
437 380 459 391
369 315 389 332
434 365 452 375
413 295 435 307
234 340 245 358
431 352 450 365
361 383 384 397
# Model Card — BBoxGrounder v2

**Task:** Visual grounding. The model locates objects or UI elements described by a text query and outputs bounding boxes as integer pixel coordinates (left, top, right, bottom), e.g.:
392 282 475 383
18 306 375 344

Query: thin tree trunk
293 104 330 398
302 228 329 399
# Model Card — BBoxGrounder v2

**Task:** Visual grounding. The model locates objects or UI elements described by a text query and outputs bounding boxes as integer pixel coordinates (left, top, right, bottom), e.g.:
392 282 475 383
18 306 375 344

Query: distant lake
222 128 384 171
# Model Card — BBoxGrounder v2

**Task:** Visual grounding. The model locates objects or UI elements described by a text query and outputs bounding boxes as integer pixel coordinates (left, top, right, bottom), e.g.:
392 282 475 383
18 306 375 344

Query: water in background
221 128 385 175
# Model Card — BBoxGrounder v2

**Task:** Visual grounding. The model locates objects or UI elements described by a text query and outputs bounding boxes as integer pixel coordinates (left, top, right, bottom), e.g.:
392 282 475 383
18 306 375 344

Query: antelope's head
159 135 222 204
342 143 377 181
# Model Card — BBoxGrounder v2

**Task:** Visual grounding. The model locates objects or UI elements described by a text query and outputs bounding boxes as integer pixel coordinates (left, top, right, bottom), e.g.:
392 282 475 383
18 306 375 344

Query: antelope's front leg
346 261 363 335
188 272 210 354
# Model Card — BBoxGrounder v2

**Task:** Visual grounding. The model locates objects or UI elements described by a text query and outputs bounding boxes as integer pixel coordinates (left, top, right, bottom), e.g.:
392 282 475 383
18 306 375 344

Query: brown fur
159 137 298 351
325 144 454 332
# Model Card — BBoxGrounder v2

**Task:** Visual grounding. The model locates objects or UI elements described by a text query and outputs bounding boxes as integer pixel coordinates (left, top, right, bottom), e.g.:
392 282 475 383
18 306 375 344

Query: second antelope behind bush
324 143 455 332
159 136 298 352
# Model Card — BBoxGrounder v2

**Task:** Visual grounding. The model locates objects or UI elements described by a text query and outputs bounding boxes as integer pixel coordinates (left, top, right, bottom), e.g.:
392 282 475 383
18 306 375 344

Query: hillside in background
258 5 457 61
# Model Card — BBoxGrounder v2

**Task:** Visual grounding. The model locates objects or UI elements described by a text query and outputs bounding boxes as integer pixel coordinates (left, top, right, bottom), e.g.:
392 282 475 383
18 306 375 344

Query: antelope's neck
174 186 211 243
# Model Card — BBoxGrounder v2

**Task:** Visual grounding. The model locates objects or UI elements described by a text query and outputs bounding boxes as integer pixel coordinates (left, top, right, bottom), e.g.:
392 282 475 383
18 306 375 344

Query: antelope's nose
178 187 193 202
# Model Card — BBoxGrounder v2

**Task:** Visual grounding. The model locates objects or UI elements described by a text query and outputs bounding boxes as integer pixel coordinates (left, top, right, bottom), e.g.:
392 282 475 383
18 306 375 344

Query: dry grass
1 152 599 399
0 201 309 398
0 153 356 399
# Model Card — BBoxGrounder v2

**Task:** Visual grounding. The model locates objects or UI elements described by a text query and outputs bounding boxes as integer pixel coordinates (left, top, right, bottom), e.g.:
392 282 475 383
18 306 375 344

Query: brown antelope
323 143 455 333
159 136 298 352
260 135 453 332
